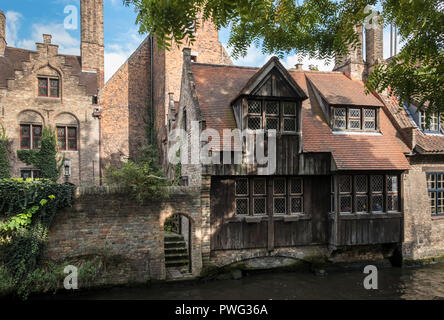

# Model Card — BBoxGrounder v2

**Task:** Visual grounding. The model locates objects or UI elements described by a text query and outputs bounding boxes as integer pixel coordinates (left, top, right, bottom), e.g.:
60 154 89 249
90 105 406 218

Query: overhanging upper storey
231 57 307 134
307 73 384 134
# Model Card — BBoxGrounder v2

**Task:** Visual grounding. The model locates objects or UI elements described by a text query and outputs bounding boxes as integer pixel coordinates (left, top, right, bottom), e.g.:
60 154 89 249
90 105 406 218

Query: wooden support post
267 178 274 251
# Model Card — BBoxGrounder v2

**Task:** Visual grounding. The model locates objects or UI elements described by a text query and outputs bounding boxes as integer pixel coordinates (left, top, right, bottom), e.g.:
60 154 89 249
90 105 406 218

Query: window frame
246 98 298 134
332 174 401 215
20 169 41 180
234 177 304 216
38 77 59 98
426 172 444 216
420 111 441 134
56 126 78 151
20 124 42 150
331 106 378 132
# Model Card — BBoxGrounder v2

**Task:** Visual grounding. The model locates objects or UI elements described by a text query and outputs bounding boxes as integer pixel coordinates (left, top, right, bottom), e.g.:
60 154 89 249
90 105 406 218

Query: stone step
164 241 187 249
165 247 188 254
165 259 189 267
165 252 189 260
164 234 184 242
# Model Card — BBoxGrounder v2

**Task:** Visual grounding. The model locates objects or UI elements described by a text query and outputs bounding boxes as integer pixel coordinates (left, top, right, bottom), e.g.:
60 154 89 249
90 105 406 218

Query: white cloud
223 42 333 71
282 54 333 72
104 28 145 82
14 23 80 55
5 11 22 46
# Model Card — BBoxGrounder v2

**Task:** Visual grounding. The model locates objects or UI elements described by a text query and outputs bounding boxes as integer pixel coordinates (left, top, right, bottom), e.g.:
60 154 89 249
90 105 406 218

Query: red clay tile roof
0 47 98 95
292 73 410 170
307 73 384 107
381 93 444 154
192 63 257 150
191 63 410 170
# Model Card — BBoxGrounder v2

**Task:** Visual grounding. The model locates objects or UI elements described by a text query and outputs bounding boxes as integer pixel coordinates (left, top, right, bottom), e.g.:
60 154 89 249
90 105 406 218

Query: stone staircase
164 232 189 270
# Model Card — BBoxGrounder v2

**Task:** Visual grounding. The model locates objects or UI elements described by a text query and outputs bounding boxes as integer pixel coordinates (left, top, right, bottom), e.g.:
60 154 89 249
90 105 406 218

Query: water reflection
37 263 444 300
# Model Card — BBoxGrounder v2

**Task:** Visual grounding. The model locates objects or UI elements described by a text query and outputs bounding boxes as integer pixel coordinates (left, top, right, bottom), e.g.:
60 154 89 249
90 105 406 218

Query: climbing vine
0 125 10 179
0 178 75 298
17 127 62 182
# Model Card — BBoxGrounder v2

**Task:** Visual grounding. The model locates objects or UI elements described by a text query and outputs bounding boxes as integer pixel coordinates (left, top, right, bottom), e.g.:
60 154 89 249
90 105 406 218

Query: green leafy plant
105 145 169 203
0 125 10 179
17 127 62 182
0 178 75 299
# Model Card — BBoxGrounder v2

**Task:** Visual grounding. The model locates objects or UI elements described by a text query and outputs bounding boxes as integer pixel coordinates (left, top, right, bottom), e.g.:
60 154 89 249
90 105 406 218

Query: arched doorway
163 214 192 279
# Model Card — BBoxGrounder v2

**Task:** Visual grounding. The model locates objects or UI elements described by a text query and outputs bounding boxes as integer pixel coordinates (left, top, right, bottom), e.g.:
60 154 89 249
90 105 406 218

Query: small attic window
332 106 377 132
246 99 298 134
420 112 440 133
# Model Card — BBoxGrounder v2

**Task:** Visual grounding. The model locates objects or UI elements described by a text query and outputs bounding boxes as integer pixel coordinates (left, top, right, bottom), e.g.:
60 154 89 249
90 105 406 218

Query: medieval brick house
0 0 104 185
167 24 443 269
99 15 232 173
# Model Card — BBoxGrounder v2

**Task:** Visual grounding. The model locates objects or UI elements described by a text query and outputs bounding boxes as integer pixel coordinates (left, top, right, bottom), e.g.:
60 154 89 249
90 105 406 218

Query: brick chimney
295 63 303 71
365 12 383 76
80 0 104 89
0 10 6 56
333 25 366 81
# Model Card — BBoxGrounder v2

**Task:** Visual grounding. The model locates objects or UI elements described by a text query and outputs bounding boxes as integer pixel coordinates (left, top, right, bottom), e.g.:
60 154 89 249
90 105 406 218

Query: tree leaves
124 0 443 112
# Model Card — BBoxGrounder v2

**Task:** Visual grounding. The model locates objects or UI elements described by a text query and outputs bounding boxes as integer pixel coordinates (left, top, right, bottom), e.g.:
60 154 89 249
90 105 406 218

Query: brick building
0 0 104 185
99 16 232 173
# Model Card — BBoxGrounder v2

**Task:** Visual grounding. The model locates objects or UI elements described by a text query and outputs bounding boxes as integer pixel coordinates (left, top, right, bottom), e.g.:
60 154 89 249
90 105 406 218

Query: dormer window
38 77 59 98
332 106 377 131
421 112 440 133
246 99 298 134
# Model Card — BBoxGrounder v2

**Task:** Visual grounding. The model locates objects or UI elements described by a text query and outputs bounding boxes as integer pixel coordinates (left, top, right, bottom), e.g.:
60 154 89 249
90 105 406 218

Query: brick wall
403 156 444 260
100 37 151 167
44 186 202 283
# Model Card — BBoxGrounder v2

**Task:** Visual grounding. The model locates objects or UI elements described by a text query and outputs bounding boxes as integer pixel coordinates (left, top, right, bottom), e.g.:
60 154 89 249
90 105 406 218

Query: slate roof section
190 62 410 170
0 47 98 95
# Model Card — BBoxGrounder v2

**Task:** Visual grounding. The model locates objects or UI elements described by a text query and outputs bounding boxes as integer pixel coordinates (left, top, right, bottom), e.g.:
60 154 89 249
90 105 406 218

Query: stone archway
159 209 202 280
163 213 192 279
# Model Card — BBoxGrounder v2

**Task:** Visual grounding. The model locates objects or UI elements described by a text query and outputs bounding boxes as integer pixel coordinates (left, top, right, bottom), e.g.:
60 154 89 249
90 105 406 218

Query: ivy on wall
17 127 61 182
0 179 75 298
0 126 10 179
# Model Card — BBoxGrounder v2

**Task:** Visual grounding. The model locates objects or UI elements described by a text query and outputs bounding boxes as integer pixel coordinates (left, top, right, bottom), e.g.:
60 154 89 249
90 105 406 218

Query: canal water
43 263 444 300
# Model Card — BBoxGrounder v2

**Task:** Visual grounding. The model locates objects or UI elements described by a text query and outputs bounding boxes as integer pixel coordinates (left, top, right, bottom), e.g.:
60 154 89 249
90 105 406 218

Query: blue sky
2 1 401 82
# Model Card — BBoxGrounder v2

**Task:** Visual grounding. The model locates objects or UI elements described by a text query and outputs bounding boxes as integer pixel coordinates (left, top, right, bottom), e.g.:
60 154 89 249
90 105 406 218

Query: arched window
18 110 44 150
55 113 79 151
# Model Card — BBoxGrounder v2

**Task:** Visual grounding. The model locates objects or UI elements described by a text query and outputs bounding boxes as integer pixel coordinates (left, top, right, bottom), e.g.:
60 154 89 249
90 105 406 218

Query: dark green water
41 263 444 300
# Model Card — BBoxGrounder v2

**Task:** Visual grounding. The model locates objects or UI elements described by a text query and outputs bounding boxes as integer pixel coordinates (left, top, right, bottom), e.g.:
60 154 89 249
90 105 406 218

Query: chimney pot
43 34 52 44
295 63 303 71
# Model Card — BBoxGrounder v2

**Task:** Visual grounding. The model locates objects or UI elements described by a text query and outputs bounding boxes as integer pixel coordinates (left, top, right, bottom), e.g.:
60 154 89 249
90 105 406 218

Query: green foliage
0 126 10 179
0 179 75 299
17 127 61 182
366 0 444 112
125 0 443 113
105 144 169 204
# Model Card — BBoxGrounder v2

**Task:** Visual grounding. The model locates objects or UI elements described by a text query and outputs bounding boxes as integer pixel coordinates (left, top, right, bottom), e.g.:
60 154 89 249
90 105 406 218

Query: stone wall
0 40 100 185
44 186 202 284
403 156 444 260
